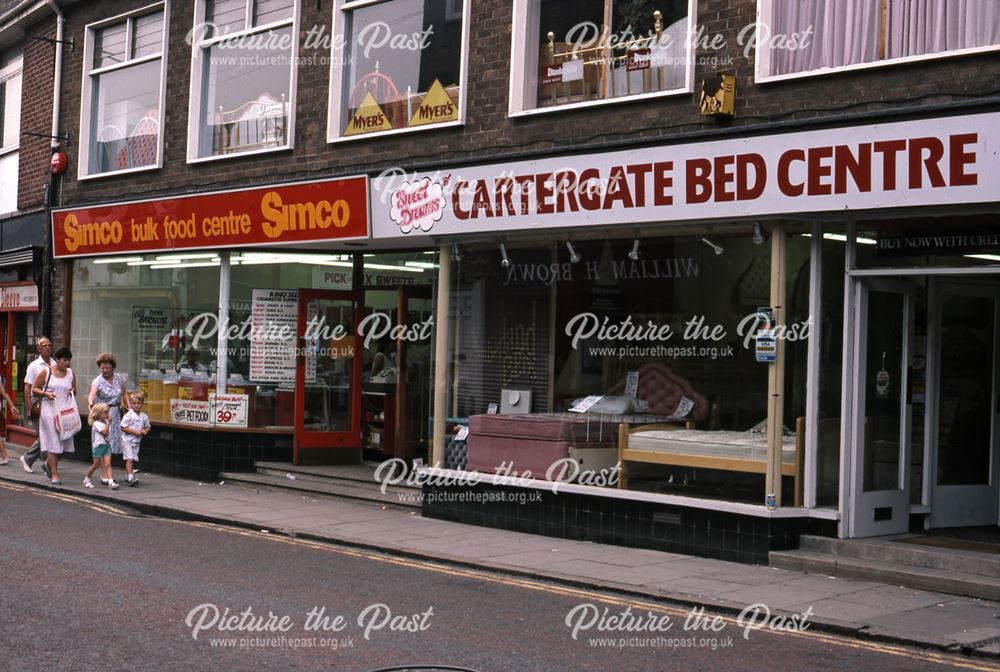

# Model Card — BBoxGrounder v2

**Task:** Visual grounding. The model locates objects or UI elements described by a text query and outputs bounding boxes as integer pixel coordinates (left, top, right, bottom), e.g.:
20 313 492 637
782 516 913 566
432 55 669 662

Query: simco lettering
62 213 124 252
261 191 351 239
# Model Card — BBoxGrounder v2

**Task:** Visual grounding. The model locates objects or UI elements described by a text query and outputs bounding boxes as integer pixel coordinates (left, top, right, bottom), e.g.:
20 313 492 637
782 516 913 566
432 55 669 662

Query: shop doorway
849 276 1000 536
293 290 363 463
361 286 433 461
849 278 916 537
927 280 1000 528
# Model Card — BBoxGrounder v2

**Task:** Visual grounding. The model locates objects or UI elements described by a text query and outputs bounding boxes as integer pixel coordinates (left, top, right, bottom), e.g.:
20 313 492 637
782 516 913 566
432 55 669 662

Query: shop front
49 109 1000 559
51 175 438 478
369 109 1000 559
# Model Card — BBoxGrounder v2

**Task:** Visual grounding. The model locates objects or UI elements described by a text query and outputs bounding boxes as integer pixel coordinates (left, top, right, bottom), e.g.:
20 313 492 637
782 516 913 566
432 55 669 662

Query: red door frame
1 312 11 432
293 289 364 463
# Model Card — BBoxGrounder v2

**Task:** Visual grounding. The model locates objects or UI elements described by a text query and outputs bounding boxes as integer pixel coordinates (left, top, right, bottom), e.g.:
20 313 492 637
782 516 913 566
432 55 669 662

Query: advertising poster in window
170 398 211 426
210 393 249 428
249 289 298 383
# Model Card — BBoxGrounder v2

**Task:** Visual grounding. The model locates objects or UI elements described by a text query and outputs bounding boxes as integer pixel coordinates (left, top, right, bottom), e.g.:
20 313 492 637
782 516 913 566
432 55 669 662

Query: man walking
19 337 54 475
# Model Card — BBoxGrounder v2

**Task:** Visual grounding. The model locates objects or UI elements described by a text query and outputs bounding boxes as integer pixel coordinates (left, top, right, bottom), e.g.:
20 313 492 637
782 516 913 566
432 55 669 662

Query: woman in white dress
33 347 77 485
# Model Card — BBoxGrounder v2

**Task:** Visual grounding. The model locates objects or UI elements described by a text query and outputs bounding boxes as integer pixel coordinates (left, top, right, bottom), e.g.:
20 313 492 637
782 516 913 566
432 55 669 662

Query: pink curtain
887 0 1000 59
770 0 880 75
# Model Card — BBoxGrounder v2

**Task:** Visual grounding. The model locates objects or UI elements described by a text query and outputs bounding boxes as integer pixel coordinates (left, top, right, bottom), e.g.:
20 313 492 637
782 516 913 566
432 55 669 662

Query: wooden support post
766 223 788 506
431 245 451 467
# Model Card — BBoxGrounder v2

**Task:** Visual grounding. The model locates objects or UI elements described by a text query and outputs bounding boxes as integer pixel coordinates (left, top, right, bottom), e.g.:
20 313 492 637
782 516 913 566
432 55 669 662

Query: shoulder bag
29 368 50 420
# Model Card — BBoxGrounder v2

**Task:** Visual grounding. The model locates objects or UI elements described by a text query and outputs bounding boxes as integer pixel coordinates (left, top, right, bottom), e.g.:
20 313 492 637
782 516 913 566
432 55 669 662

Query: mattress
470 413 619 443
468 413 633 477
627 429 798 463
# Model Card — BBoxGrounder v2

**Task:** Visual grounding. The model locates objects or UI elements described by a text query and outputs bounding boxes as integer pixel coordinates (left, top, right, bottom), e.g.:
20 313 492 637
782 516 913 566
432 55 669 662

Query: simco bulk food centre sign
50 176 370 259
371 112 1000 238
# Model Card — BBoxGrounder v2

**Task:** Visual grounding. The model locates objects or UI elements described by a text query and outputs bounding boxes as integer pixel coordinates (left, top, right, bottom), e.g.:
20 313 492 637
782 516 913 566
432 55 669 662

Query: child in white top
120 392 150 486
84 403 118 489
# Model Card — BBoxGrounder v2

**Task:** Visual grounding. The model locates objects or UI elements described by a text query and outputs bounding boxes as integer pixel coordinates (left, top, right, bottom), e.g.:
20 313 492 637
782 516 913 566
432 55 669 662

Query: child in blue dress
84 403 118 490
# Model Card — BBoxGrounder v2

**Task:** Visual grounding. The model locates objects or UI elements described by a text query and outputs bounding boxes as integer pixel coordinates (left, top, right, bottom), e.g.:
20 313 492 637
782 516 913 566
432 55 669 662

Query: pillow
569 395 650 415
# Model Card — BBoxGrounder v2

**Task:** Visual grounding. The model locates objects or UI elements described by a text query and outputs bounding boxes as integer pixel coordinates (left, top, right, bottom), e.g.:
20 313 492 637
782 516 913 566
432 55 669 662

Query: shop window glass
331 0 466 138
785 230 811 476
763 0 1000 78
71 255 222 423
81 7 165 177
225 252 355 429
510 0 692 113
814 232 845 506
191 0 295 159
447 235 808 505
72 251 439 433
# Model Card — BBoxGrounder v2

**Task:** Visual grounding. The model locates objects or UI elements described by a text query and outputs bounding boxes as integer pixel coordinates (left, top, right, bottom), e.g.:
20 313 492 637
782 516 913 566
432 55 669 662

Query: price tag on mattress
455 426 469 441
625 371 639 399
668 396 695 420
569 395 604 413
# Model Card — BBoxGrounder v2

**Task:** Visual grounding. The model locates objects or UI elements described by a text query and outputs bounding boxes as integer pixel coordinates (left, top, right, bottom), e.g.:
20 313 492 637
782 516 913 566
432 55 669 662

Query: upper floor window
509 0 694 115
328 0 468 141
80 5 167 178
0 47 22 154
188 0 297 160
758 0 1000 80
0 47 22 214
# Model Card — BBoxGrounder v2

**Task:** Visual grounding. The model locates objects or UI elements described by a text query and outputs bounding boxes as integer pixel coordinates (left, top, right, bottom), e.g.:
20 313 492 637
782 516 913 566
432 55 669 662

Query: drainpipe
40 0 64 340
44 0 64 151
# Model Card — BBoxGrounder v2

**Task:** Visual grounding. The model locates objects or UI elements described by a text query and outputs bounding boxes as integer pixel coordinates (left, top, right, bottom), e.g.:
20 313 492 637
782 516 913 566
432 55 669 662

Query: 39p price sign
209 394 249 429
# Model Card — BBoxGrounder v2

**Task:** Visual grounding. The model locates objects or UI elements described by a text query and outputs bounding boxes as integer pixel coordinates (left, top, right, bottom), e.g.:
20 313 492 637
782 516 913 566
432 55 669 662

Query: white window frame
78 2 170 181
187 0 300 163
755 0 1000 84
0 47 23 156
507 0 696 118
326 0 470 144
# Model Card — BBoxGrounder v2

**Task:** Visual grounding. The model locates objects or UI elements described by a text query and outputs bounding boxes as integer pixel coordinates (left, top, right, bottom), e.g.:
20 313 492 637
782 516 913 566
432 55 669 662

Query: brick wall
17 16 55 212
0 0 22 18
53 0 1000 208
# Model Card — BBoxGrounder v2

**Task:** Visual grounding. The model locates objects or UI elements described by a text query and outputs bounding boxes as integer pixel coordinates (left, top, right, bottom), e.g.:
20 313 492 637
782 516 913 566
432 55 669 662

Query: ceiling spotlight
702 238 724 255
752 222 767 245
500 242 511 268
627 239 641 261
451 243 462 262
566 241 581 264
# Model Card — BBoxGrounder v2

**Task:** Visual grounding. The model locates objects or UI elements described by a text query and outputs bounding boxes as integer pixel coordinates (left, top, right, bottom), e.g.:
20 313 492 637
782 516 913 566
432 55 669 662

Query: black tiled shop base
69 427 292 481
423 484 837 565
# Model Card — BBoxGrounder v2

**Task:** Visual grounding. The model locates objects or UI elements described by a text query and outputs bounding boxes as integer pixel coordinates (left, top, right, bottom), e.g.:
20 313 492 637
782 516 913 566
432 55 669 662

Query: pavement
3 446 1000 660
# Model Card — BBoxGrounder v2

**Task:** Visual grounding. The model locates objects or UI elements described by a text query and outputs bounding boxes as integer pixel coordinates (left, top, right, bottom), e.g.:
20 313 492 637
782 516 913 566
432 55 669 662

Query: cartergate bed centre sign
372 112 1000 238
51 176 370 259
